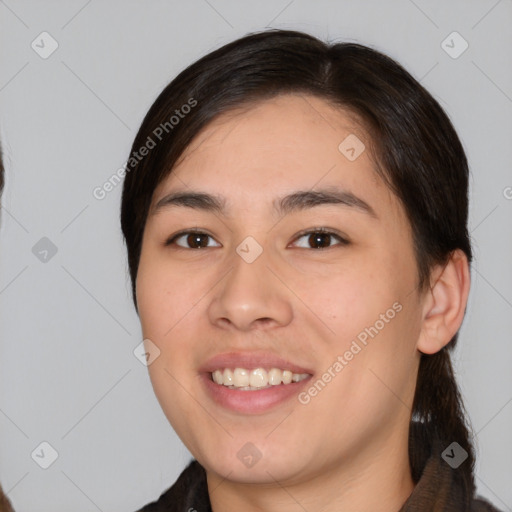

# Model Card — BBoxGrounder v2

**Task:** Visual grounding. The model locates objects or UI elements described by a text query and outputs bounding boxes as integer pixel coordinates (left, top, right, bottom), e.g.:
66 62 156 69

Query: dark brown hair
120 28 476 496
0 141 16 512
0 143 4 195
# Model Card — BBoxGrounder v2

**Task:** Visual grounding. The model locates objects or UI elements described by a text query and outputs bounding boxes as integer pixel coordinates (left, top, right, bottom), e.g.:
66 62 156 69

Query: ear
416 249 471 355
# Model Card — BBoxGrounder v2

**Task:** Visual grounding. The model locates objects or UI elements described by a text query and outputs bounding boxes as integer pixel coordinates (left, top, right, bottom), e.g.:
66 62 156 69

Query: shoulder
135 459 210 512
0 484 14 512
471 495 505 512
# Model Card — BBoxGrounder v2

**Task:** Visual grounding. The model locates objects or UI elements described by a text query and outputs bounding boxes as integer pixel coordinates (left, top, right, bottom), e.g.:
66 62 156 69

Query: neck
206 425 415 512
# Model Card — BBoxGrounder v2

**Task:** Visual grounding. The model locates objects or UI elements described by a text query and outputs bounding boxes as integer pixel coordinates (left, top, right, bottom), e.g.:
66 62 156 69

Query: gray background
0 0 511 510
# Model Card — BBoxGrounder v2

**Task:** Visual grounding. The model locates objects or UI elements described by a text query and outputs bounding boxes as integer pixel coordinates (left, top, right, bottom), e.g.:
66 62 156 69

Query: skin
136 93 470 511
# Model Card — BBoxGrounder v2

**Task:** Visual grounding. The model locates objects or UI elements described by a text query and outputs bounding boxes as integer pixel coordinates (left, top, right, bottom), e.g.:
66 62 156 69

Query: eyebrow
152 185 378 219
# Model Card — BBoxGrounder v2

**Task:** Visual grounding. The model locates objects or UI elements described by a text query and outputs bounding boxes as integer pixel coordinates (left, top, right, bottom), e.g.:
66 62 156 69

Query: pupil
190 234 207 248
310 233 329 248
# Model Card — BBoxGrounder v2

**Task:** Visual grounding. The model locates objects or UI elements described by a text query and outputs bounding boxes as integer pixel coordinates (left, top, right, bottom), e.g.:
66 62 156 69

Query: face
136 94 424 485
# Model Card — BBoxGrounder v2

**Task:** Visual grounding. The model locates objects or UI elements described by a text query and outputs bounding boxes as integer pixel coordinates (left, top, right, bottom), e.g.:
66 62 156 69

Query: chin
198 443 309 485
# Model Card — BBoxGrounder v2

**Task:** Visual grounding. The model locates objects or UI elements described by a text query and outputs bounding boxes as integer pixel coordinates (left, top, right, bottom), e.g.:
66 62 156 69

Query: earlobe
416 249 471 355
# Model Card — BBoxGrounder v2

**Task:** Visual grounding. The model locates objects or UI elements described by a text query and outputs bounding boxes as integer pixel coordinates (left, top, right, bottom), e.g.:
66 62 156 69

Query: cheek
297 265 392 341
146 360 202 451
136 256 209 397
304 262 418 393
333 303 419 408
136 255 202 338
301 311 418 439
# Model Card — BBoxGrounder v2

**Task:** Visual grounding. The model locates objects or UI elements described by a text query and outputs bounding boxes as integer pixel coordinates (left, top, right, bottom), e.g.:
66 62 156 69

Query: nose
207 245 293 332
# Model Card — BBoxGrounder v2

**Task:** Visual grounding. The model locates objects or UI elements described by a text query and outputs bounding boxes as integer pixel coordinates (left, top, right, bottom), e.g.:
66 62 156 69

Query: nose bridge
207 236 293 330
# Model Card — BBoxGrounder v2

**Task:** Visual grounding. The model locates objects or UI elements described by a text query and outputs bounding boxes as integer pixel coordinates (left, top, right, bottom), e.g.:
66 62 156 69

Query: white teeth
233 368 249 387
249 368 267 388
268 368 282 385
212 370 223 384
222 368 234 385
211 367 310 389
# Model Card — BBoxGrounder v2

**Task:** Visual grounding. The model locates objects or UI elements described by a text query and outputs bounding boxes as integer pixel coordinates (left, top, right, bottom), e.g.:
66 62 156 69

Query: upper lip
199 351 314 375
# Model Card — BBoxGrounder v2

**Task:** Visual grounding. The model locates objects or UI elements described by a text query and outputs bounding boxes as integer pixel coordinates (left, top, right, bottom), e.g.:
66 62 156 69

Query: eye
291 228 349 250
165 227 349 250
165 230 221 249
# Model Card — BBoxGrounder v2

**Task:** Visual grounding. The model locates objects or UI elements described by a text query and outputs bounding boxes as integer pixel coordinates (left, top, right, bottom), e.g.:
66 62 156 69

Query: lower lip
200 373 313 414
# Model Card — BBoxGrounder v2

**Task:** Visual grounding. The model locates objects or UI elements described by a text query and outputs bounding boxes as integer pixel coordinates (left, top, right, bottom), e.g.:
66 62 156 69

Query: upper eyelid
292 229 349 247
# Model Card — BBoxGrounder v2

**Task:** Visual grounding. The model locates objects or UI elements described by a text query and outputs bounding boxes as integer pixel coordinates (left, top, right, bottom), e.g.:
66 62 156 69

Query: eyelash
164 227 350 250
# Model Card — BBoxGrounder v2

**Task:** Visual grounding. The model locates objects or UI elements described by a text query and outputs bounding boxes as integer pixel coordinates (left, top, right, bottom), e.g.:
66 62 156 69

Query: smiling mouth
211 367 311 390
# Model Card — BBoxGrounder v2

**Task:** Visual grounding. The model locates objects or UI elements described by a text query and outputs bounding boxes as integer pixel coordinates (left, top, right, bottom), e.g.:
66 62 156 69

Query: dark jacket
136 423 503 511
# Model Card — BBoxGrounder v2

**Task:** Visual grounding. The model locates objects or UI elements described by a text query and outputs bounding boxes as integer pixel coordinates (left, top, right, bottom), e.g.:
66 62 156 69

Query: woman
120 29 502 511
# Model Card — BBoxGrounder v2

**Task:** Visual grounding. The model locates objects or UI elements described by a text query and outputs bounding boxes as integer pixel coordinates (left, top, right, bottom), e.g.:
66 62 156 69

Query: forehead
174 93 371 174
153 93 403 222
